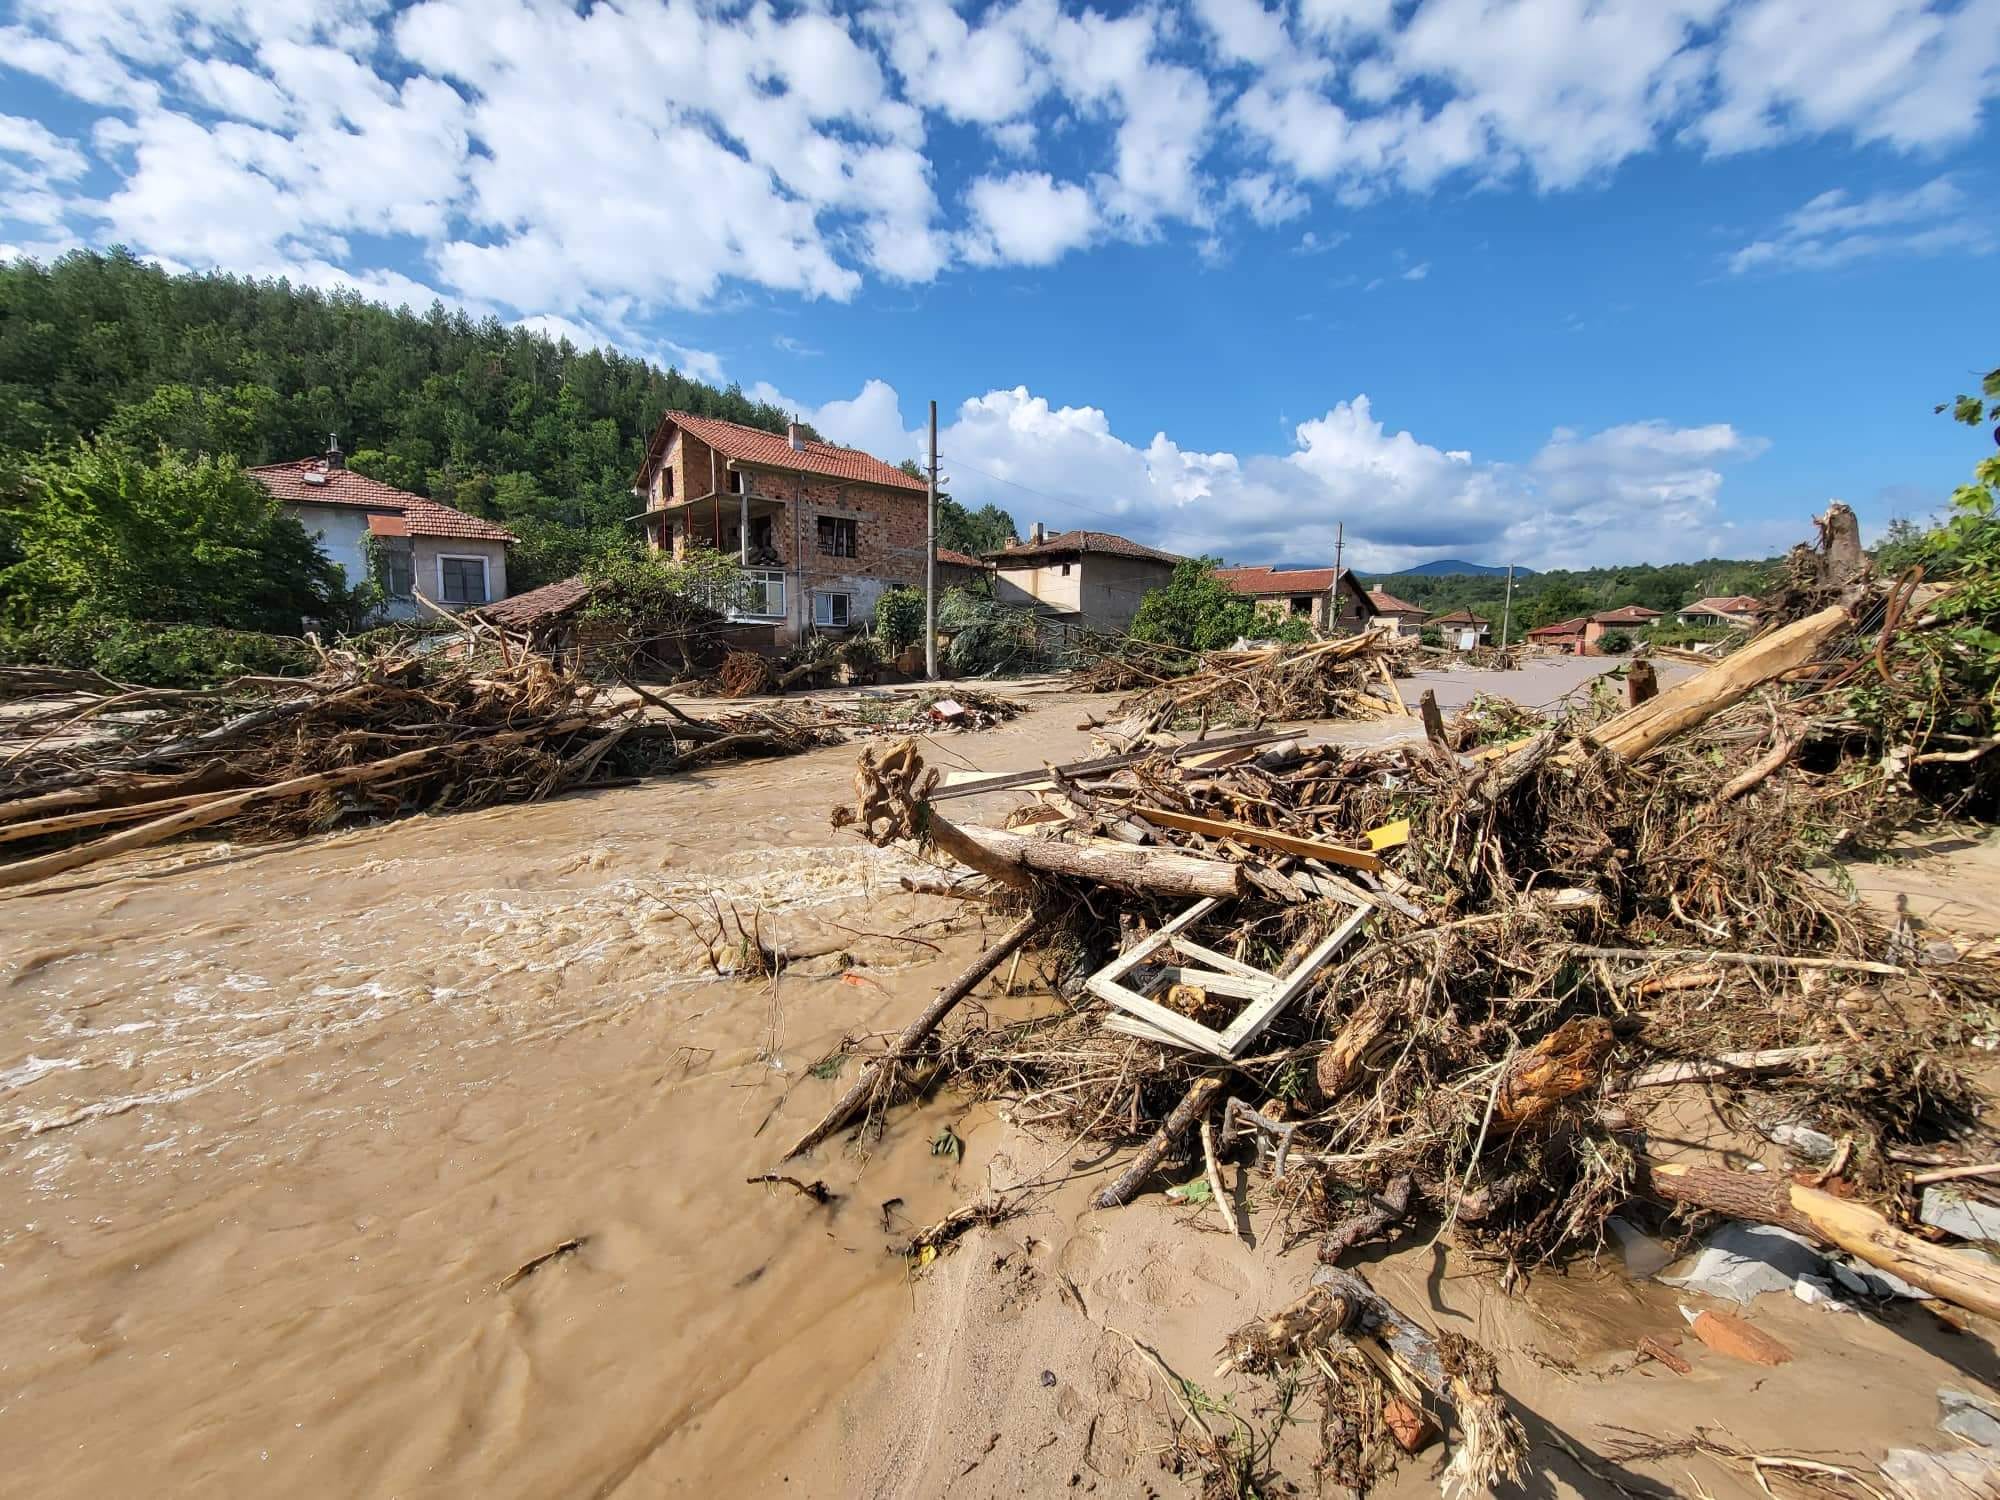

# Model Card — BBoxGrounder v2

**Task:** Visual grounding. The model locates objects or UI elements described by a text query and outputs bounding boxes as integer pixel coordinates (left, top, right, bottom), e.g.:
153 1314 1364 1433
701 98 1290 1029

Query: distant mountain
1390 559 1536 578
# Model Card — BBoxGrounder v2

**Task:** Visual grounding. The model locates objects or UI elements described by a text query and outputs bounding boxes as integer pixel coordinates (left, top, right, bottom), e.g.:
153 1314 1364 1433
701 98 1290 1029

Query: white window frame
814 591 852 628
736 569 786 620
436 553 490 606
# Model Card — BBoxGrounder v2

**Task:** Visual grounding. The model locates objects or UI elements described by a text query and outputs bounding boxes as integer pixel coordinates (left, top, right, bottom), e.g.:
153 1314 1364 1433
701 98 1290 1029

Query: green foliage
1419 623 1443 648
1 439 347 632
0 249 809 595
0 617 314 687
938 587 1040 675
578 546 747 629
1364 558 1776 632
1917 366 2000 717
1595 629 1633 655
1130 556 1262 651
874 585 924 648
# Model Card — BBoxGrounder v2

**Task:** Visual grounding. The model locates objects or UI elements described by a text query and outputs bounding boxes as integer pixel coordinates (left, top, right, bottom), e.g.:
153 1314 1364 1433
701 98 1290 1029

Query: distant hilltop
1388 559 1536 578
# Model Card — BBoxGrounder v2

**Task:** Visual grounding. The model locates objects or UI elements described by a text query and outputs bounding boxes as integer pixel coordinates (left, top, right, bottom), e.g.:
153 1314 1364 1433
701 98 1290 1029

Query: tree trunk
1633 1159 2000 1321
1093 1075 1223 1208
951 823 1247 901
782 909 1044 1160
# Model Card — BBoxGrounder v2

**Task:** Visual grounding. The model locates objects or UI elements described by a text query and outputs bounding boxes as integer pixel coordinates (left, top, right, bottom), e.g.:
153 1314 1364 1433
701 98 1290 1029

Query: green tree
1 440 344 633
1131 557 1262 651
896 459 1018 555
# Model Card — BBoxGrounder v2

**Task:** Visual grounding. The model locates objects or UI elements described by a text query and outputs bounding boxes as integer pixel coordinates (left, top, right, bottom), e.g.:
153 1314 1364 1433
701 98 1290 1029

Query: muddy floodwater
5 669 1995 1499
0 696 1123 1496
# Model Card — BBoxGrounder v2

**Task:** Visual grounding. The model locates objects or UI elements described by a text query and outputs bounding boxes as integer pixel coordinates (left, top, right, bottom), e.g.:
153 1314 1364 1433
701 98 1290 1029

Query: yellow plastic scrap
1363 819 1411 852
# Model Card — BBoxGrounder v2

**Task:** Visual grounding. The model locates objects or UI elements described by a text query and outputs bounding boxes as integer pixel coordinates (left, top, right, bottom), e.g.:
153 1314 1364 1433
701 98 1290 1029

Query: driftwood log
1634 1159 2000 1320
781 909 1044 1160
951 824 1248 901
1093 1075 1222 1209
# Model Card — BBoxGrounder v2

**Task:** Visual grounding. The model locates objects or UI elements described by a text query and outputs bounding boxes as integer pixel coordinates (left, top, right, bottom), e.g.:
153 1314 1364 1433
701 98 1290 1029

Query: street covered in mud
4 636 2000 1498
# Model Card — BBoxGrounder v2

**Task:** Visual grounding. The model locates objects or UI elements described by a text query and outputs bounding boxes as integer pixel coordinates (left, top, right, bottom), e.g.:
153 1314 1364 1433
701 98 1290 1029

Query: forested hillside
1364 557 1778 641
0 250 819 590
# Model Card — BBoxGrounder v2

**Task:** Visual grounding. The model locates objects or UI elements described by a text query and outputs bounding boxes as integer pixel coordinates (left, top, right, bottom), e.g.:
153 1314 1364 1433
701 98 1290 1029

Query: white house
249 442 514 620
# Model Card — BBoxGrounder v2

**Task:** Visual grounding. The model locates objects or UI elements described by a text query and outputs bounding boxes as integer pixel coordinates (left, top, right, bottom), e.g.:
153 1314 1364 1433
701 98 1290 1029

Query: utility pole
924 399 938 680
1333 521 1344 577
1499 564 1515 647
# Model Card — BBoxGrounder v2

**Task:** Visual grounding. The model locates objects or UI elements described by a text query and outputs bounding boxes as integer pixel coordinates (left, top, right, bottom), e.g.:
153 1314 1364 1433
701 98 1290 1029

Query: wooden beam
1129 805 1384 872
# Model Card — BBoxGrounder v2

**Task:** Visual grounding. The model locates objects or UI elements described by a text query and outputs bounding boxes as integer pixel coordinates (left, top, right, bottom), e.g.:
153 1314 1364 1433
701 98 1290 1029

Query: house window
817 516 857 558
381 543 414 598
662 466 675 499
814 591 852 628
738 569 785 619
1060 562 1071 576
438 555 489 605
1289 595 1313 615
727 470 746 494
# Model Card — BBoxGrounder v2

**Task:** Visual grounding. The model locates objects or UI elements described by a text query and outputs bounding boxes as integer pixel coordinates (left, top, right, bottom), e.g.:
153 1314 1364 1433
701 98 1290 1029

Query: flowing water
0 708 1108 1497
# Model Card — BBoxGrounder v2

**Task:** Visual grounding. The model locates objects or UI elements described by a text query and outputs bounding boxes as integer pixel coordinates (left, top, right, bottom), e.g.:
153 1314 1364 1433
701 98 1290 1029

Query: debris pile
1096 632 1408 728
790 506 2000 1494
0 637 838 887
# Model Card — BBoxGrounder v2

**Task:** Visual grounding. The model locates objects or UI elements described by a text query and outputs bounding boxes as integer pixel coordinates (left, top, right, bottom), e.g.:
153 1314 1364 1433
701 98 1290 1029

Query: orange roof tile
991 530 1181 564
648 411 927 493
248 458 514 543
1366 587 1424 614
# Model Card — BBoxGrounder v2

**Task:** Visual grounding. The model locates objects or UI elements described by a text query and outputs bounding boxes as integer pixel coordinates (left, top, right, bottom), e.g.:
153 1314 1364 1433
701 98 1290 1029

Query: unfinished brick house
1214 564 1379 634
633 411 929 645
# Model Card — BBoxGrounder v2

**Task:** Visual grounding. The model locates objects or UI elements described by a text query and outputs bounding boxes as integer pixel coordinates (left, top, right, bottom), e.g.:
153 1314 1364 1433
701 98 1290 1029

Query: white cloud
764 379 1774 570
1193 0 1290 67
1728 177 1996 272
962 171 1096 266
1401 261 1429 280
1228 172 1309 226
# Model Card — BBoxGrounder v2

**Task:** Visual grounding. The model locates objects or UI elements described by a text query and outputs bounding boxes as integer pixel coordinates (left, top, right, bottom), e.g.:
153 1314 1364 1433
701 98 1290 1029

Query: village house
987 526 1180 635
1213 564 1380 634
1430 608 1492 650
633 410 929 646
1364 587 1428 638
1678 594 1763 630
250 440 514 619
1526 604 1666 655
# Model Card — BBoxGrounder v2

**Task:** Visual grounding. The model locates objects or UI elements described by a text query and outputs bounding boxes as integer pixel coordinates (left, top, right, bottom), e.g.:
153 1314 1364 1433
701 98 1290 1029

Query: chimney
787 418 805 453
1031 520 1046 544
325 434 345 470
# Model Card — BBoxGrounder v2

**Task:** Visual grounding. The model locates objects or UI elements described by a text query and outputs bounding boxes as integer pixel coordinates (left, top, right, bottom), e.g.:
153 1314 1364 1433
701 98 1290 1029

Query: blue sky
2 0 1995 572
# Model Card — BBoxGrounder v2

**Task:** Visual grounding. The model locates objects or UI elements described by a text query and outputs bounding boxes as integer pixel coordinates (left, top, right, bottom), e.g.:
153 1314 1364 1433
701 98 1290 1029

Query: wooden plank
1219 905 1372 1055
1086 974 1233 1056
1168 934 1267 980
1093 898 1219 988
1131 806 1384 872
1144 966 1271 1001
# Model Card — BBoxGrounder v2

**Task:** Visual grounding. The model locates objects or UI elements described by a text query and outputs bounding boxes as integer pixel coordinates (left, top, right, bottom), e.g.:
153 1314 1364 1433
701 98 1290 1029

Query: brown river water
0 699 1119 1497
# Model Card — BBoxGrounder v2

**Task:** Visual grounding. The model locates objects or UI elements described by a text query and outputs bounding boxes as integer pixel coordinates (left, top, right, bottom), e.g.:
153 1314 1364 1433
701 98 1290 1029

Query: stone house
987 526 1180 635
1527 604 1666 655
935 548 993 590
1365 588 1428 638
634 410 929 646
1430 608 1492 650
1214 565 1380 634
249 442 513 620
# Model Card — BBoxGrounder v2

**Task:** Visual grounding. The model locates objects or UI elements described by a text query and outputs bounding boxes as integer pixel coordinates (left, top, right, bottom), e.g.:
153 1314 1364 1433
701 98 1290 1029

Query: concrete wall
1079 555 1173 633
993 561 1083 614
415 537 509 608
287 503 372 592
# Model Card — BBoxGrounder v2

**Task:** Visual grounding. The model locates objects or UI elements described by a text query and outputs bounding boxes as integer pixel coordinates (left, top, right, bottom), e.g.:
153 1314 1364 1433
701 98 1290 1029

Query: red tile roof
936 548 989 569
647 411 927 493
365 512 408 537
1527 615 1589 638
1430 608 1491 626
249 458 515 543
990 529 1181 564
1591 604 1664 625
480 576 597 627
1217 564 1342 595
1682 595 1763 615
1366 587 1424 615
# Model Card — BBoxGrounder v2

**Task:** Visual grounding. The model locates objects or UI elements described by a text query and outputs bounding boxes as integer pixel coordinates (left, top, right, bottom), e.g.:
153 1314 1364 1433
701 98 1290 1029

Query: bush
0 617 315 686
874 586 924 649
1 440 345 633
1420 624 1443 648
1131 557 1260 651
1596 629 1633 655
